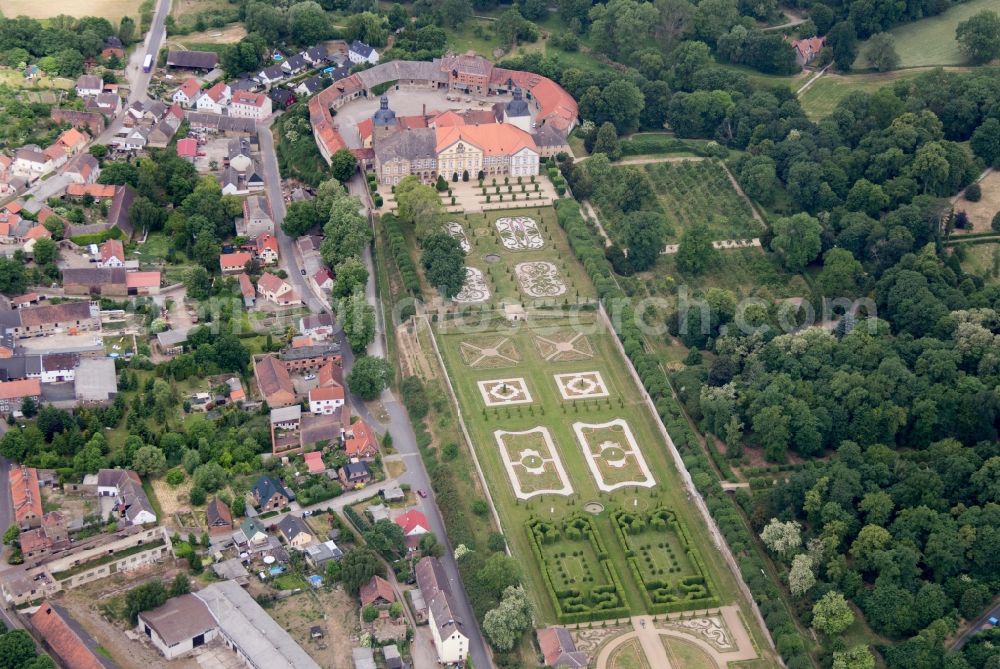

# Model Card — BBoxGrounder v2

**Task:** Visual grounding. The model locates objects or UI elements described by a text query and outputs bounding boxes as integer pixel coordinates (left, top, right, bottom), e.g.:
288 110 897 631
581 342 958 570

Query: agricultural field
852 0 1000 68
798 70 931 120
0 0 141 22
433 312 740 624
440 206 596 307
642 160 760 243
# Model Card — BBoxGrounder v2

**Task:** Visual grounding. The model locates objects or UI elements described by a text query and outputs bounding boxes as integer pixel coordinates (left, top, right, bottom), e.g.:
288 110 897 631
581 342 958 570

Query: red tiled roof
395 509 429 536
10 465 42 524
233 90 267 107
177 78 200 100
257 272 287 294
20 527 52 554
100 239 124 263
31 602 113 669
238 273 255 299
435 124 536 156
256 233 279 255
359 575 396 606
0 379 41 402
317 359 343 388
303 451 325 473
177 137 197 158
344 419 375 458
220 251 253 271
67 183 116 198
309 385 344 403
126 271 160 289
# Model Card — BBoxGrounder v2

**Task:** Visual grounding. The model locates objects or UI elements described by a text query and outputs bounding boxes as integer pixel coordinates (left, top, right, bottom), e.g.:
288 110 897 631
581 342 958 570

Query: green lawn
646 247 810 301
272 573 309 591
798 69 935 120
853 0 1000 68
662 637 716 669
433 313 736 623
956 242 1000 283
609 639 651 669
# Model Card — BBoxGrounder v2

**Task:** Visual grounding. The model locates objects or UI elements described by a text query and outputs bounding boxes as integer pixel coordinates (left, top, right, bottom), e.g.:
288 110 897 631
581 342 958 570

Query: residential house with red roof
257 273 299 306
176 137 197 161
791 36 826 67
309 384 345 416
10 465 43 529
255 233 279 265
99 239 125 267
0 378 41 415
172 78 201 107
230 90 272 120
359 575 396 607
31 602 118 669
219 251 253 275
344 419 377 459
253 355 296 407
395 509 430 537
303 451 326 474
238 273 255 308
56 128 89 156
195 82 231 114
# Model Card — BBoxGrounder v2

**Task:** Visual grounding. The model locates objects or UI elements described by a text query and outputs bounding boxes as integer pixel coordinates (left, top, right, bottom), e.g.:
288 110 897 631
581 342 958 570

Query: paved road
953 603 1000 650
256 133 493 668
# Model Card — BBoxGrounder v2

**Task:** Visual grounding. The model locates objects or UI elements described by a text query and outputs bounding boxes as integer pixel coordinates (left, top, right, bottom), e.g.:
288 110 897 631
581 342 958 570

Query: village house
345 419 377 459
253 354 296 407
51 109 105 136
359 575 396 607
349 41 380 65
279 341 341 373
0 378 42 414
206 498 233 536
276 515 314 549
303 451 326 474
282 53 308 75
177 137 197 161
99 239 125 267
96 469 157 525
309 384 344 416
75 74 103 98
0 300 99 340
219 251 253 275
64 153 100 184
102 36 124 60
256 65 285 87
255 234 279 265
238 273 256 308
339 461 372 489
10 465 42 529
395 509 430 538
313 268 334 292
537 627 589 668
234 517 268 549
55 128 89 156
251 475 291 511
240 195 274 238
416 556 469 664
295 76 326 98
12 147 52 181
195 82 231 114
172 78 201 107
299 312 334 340
791 36 826 67
257 273 300 306
229 90 272 119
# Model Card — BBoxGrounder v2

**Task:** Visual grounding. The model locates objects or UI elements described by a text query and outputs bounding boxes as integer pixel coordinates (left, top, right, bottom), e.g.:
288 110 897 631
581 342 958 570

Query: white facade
195 94 224 114
429 617 469 665
349 48 380 65
230 95 272 120
308 396 344 415
37 367 75 384
509 146 539 178
12 157 51 179
139 620 218 660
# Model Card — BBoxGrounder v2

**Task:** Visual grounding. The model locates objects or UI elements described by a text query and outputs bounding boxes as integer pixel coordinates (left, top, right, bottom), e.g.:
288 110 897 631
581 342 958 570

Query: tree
395 176 444 240
439 0 475 27
971 118 1000 166
421 232 465 297
864 32 899 71
338 290 376 353
125 580 168 624
346 12 389 47
283 200 321 237
477 554 522 599
169 573 191 597
330 149 358 183
622 211 664 272
813 591 855 635
331 256 369 298
192 461 227 492
289 1 332 44
592 122 621 160
599 79 645 134
118 16 136 44
850 524 891 572
321 196 371 266
496 8 537 48
347 356 393 400
388 4 409 30
0 630 37 669
130 196 167 233
788 553 815 596
770 213 822 272
760 518 801 557
19 396 37 419
363 519 406 559
31 238 58 267
482 585 533 651
956 10 1000 64
827 21 858 71
184 267 212 301
832 646 875 669
676 221 716 275
132 445 166 477
846 179 889 217
340 547 385 594
816 248 863 299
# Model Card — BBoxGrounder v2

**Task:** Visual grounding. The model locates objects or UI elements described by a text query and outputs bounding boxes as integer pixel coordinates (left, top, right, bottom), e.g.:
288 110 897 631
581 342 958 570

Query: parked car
417 489 427 498
304 374 316 381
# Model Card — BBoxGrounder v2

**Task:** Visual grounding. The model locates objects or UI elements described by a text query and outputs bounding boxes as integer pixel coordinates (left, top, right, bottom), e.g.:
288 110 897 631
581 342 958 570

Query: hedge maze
527 515 630 623
612 508 718 614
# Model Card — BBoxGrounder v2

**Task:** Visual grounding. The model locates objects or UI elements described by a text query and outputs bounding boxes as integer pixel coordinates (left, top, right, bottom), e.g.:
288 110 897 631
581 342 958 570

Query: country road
256 123 494 669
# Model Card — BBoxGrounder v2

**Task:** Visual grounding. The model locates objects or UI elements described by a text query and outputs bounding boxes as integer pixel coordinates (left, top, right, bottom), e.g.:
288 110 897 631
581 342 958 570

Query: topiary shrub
966 183 982 201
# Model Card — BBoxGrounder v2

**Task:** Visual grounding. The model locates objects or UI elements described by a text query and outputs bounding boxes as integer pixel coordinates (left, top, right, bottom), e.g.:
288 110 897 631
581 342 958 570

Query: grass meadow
853 0 1000 68
0 0 141 22
433 313 745 622
798 70 932 120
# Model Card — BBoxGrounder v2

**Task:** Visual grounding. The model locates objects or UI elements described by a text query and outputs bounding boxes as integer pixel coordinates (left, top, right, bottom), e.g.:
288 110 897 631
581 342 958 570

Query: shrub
966 183 982 201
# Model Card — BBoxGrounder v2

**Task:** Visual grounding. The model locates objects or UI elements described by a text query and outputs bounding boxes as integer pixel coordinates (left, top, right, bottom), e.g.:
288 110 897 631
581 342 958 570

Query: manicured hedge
526 515 629 623
382 214 420 294
556 196 810 667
